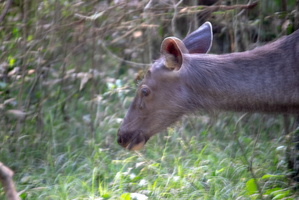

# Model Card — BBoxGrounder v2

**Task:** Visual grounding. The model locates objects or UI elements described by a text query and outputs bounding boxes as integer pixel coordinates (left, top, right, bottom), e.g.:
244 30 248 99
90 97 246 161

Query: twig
111 25 140 44
237 0 256 17
144 0 154 62
178 1 258 16
233 114 264 200
0 0 13 24
171 0 183 36
101 42 150 68
235 133 264 199
286 116 299 178
0 162 19 200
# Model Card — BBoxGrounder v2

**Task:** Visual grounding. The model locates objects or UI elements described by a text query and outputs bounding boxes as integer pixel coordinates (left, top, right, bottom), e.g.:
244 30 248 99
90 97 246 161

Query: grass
1 1 298 199
0 75 297 199
1 92 298 200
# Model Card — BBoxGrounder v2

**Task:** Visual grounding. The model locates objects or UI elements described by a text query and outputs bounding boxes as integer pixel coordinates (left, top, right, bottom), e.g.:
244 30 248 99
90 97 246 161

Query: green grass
1 1 298 199
1 97 298 200
0 66 297 200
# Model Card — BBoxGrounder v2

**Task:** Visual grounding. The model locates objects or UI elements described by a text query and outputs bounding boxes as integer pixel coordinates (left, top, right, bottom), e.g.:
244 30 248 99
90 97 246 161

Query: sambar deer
118 22 299 150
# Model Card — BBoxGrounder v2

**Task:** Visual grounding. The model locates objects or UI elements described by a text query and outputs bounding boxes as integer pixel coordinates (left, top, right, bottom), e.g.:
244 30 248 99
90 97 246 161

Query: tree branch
0 0 13 24
178 1 259 16
0 162 19 200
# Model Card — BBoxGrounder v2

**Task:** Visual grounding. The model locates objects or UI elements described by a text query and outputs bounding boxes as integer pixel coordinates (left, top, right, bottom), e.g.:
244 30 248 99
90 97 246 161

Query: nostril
117 136 123 145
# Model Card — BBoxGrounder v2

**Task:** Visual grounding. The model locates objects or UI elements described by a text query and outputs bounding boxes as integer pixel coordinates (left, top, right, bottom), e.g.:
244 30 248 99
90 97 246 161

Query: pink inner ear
161 37 188 70
167 42 180 58
166 42 182 65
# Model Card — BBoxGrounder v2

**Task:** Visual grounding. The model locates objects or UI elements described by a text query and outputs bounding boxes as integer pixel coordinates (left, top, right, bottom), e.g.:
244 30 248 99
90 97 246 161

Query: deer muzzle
117 130 149 151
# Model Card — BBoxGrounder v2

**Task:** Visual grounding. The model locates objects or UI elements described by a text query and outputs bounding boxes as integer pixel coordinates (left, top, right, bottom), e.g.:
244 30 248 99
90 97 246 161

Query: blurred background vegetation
0 0 299 199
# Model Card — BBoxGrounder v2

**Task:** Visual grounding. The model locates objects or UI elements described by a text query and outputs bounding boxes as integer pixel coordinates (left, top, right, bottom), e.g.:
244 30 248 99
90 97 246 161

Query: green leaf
12 27 19 38
107 82 116 90
273 193 287 199
263 187 290 199
272 190 290 199
246 178 258 195
216 167 225 175
8 57 15 67
102 193 111 198
261 174 284 179
27 35 33 41
120 193 131 200
263 187 282 195
19 192 27 199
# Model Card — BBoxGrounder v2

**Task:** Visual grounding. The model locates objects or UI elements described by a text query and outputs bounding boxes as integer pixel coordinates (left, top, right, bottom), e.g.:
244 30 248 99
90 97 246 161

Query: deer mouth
118 130 149 151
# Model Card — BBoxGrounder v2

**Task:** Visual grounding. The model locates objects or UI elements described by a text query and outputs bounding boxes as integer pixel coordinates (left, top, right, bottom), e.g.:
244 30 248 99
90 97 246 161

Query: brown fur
118 22 299 150
182 33 299 113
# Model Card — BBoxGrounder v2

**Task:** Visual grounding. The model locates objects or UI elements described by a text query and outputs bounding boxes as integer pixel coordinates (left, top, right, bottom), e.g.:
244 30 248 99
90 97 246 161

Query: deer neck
182 44 299 113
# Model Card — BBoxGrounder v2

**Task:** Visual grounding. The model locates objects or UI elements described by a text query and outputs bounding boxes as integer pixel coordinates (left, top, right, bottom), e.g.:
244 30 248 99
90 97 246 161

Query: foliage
0 0 298 199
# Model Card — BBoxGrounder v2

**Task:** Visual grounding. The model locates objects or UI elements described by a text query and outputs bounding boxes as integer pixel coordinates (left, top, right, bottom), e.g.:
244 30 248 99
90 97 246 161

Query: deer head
117 22 213 150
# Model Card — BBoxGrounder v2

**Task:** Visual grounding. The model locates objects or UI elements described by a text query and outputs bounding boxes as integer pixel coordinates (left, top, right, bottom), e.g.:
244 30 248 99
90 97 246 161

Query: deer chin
126 140 146 151
125 131 149 151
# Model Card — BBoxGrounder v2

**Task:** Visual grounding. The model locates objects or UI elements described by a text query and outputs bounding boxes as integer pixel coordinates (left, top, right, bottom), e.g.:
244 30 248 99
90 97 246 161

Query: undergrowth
0 1 298 199
0 95 298 199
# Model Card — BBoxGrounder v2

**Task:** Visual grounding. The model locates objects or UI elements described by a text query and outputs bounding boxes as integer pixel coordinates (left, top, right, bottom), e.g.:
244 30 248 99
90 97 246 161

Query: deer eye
141 87 150 97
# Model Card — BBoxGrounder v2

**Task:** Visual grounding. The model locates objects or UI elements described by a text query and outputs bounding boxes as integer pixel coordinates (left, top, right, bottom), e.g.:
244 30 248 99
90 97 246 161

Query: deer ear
183 21 213 54
161 37 189 71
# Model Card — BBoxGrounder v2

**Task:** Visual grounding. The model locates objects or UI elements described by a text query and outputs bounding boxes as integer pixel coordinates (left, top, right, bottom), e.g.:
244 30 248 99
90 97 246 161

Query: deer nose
117 135 124 146
117 129 126 146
